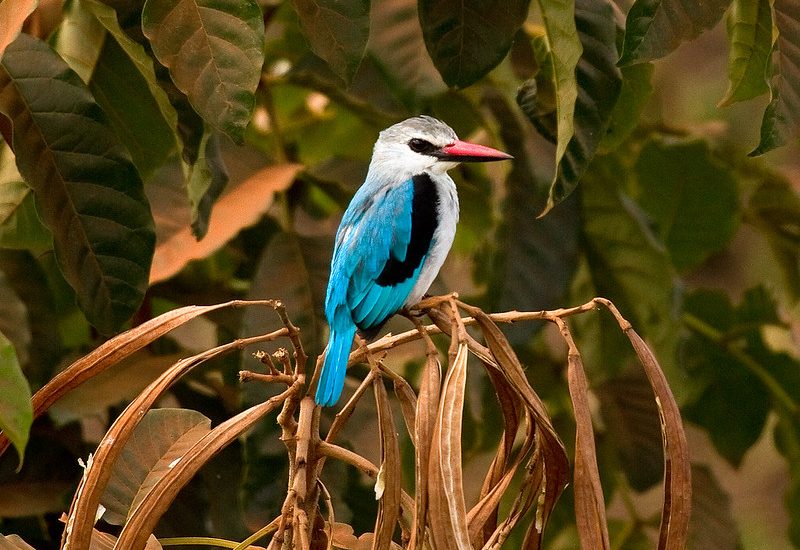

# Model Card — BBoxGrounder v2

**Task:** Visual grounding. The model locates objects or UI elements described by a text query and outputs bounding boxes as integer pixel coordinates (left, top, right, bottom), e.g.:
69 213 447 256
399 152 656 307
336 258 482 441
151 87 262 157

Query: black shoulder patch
376 174 439 286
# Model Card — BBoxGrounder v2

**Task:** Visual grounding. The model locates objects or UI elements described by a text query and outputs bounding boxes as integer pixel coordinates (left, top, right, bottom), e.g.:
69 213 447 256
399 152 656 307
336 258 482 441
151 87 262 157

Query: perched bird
315 116 512 406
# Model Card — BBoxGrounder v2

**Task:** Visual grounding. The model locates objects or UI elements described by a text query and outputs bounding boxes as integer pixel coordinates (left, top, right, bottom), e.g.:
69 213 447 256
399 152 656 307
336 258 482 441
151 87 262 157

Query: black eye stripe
408 138 436 154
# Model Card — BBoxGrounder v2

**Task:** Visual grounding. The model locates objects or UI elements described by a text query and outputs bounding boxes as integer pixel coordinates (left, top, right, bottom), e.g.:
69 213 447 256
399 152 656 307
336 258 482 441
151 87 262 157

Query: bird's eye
408 138 435 154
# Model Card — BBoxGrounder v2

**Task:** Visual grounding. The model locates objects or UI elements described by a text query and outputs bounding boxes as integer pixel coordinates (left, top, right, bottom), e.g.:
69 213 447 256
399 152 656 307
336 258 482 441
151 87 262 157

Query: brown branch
239 371 296 385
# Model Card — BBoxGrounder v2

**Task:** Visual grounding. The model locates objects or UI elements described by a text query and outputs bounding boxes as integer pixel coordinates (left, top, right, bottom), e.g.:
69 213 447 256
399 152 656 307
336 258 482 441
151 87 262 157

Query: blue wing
316 177 426 406
326 177 422 333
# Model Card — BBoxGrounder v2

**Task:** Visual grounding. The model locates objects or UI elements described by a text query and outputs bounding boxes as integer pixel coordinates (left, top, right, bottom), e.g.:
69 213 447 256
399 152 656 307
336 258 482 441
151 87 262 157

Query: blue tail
315 324 357 406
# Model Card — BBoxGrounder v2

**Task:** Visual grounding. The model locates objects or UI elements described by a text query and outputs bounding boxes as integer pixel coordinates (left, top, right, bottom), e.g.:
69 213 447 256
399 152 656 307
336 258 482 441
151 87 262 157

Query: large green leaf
599 61 653 151
418 0 529 88
746 174 800 301
774 416 800 547
90 36 179 181
0 34 155 334
750 0 800 156
51 0 105 83
367 0 445 101
719 0 772 106
581 155 684 396
618 0 731 66
81 0 181 181
681 288 793 466
634 138 740 271
521 0 622 216
483 93 580 345
537 0 581 191
142 0 265 143
0 330 33 466
292 0 369 83
101 408 211 524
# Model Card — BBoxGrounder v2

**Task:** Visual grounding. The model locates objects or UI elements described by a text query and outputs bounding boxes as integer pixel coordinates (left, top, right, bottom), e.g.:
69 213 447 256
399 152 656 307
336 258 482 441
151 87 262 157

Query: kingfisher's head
370 116 512 178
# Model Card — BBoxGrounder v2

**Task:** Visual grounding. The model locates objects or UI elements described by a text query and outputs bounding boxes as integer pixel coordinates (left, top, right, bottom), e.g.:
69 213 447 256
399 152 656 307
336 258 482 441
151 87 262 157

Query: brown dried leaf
409 352 441 550
0 534 36 550
330 522 359 549
114 385 296 549
467 364 524 546
372 375 402 550
149 163 301 284
353 533 403 550
428 342 471 549
392 375 418 447
469 309 569 544
565 347 610 550
101 409 211 525
626 329 692 549
87 529 162 550
0 301 269 457
61 327 288 549
0 0 37 58
467 404 533 547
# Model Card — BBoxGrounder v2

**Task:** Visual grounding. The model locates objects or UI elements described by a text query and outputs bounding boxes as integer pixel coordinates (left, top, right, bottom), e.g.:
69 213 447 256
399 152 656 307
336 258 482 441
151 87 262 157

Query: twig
274 301 308 375
239 371 295 385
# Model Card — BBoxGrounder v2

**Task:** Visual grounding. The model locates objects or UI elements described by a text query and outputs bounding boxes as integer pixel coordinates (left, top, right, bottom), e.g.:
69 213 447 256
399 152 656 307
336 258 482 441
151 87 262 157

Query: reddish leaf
150 163 301 283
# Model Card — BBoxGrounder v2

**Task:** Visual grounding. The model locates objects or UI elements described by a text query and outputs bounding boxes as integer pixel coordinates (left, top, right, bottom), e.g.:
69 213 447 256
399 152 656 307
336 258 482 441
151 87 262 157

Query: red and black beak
433 140 513 163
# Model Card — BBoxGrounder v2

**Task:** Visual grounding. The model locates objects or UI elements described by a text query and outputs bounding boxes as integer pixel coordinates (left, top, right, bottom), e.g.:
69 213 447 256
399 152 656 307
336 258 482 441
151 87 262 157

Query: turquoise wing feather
316 178 423 406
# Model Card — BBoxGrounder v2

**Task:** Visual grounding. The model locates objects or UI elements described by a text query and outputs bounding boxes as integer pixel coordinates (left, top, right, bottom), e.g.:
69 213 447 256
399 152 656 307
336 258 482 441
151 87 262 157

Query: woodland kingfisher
315 116 512 406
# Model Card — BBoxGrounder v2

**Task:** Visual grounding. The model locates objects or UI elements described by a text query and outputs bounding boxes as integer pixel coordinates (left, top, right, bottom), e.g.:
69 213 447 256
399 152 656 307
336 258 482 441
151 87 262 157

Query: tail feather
315 324 357 406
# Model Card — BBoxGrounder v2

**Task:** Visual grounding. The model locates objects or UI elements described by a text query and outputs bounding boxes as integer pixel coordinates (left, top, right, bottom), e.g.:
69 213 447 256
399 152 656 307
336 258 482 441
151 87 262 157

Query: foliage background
0 0 799 548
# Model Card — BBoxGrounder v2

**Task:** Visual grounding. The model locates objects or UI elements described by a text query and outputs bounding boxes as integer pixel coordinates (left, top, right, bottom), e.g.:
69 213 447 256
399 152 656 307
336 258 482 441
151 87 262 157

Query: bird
315 116 512 406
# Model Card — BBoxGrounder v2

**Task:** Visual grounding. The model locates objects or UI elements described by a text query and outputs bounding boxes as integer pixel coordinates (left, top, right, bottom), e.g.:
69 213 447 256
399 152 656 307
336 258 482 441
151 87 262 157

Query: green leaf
51 0 106 83
719 0 772 106
0 145 51 251
618 0 731 66
292 0 370 83
634 138 740 271
525 0 622 216
89 36 179 181
599 61 653 151
367 0 445 100
0 330 33 467
0 34 155 334
687 465 743 550
774 416 800 547
746 174 800 301
484 90 580 345
0 250 62 389
516 31 557 144
581 155 684 396
186 130 229 239
537 0 582 184
750 0 800 156
80 0 181 180
419 0 529 88
0 0 38 59
142 0 265 143
682 290 770 466
0 270 29 367
101 408 211 524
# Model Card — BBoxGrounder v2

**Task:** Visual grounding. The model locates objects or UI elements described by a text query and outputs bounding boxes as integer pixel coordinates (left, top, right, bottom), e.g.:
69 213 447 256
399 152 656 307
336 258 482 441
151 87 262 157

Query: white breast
405 172 459 306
